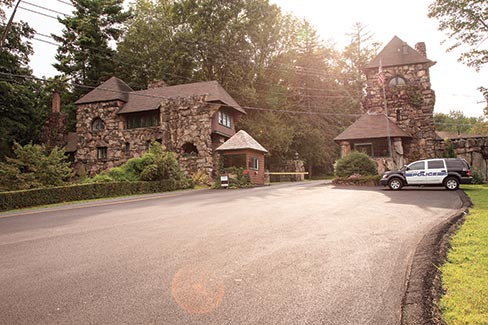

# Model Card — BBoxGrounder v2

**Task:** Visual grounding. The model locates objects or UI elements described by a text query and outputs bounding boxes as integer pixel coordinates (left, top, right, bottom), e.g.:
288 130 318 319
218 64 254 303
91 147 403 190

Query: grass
440 184 488 324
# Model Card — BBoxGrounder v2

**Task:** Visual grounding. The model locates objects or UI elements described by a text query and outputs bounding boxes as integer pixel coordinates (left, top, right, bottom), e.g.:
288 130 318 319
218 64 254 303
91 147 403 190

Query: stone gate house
334 36 438 173
216 130 268 185
69 77 247 178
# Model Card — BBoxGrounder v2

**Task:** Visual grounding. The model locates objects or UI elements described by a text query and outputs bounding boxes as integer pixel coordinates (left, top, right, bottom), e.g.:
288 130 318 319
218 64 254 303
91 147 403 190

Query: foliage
0 142 73 191
442 142 456 158
334 151 377 178
191 169 210 186
53 0 131 96
434 110 480 134
0 10 51 159
116 0 290 99
428 0 488 70
85 142 188 184
471 169 485 184
0 179 191 211
440 185 488 323
214 167 253 189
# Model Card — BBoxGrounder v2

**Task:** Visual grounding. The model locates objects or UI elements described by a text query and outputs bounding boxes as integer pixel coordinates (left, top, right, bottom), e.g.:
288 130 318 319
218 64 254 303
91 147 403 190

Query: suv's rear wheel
444 176 459 190
388 177 403 190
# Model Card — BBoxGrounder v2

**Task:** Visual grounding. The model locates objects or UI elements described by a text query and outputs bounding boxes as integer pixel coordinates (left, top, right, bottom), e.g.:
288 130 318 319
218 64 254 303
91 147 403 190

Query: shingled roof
334 114 411 142
216 130 268 153
364 36 435 69
75 76 133 104
117 80 245 114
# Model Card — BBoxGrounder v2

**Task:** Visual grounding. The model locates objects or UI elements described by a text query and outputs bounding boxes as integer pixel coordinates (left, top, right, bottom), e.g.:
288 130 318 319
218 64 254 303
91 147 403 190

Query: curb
401 190 471 324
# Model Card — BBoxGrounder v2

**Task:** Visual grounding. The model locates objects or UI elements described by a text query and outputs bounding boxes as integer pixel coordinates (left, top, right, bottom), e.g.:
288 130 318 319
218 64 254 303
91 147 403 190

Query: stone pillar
340 141 351 157
393 137 405 168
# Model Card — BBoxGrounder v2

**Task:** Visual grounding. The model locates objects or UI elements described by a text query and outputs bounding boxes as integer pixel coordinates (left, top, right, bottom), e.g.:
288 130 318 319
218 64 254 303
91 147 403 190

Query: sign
220 175 229 188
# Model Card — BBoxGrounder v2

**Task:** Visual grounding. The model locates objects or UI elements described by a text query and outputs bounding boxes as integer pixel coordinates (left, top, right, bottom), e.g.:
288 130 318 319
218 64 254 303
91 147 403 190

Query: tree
340 22 381 110
0 1 49 159
116 0 290 102
0 142 73 191
53 0 130 94
433 110 479 134
428 0 488 70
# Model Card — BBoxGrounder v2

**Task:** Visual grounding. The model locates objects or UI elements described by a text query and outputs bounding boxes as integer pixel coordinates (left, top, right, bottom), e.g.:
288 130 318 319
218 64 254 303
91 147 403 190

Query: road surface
0 182 462 324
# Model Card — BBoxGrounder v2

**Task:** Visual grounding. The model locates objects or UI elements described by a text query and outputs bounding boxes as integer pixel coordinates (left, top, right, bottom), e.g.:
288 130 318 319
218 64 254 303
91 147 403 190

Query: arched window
92 118 105 131
388 76 406 87
182 142 198 157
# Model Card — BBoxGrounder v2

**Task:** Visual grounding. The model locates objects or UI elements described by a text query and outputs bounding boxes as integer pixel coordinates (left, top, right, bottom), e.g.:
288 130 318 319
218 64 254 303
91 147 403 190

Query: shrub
471 169 485 184
335 152 377 178
0 180 193 211
213 167 253 189
191 170 210 186
84 142 188 184
0 142 73 191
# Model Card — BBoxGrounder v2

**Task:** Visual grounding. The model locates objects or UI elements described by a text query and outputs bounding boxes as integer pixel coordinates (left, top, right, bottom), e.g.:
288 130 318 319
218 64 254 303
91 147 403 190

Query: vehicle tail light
468 169 471 177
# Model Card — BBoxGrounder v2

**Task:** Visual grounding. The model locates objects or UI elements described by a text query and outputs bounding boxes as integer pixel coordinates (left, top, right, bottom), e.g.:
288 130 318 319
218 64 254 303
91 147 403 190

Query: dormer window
388 76 406 87
92 118 105 131
218 110 232 128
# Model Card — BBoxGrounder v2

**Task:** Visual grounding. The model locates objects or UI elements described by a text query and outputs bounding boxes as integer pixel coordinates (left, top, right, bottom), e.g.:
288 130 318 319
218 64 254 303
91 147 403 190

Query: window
428 160 444 169
218 110 232 128
388 76 406 87
96 147 107 160
126 111 159 129
223 154 246 168
182 142 198 157
408 161 425 170
249 157 259 170
354 143 373 157
92 118 105 131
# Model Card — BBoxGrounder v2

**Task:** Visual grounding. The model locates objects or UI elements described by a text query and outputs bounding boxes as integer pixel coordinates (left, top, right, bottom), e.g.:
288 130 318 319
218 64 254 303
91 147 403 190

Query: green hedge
0 180 192 212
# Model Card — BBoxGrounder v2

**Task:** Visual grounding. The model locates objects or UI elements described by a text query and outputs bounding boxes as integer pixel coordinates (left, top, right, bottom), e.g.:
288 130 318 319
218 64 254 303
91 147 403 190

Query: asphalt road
0 182 462 324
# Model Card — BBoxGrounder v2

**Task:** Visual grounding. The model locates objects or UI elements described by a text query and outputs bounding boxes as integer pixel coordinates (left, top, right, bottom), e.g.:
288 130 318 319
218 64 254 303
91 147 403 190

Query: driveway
0 182 462 324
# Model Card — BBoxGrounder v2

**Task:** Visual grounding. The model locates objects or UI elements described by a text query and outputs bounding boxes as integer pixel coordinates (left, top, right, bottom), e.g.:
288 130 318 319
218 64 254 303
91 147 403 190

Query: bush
84 142 188 184
332 174 381 186
0 180 193 211
335 152 377 178
213 167 253 189
471 169 485 184
0 142 73 191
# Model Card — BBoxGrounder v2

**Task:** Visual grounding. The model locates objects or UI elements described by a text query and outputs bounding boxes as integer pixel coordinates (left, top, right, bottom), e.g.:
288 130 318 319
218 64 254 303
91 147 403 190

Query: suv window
446 159 467 169
428 160 444 169
408 161 425 170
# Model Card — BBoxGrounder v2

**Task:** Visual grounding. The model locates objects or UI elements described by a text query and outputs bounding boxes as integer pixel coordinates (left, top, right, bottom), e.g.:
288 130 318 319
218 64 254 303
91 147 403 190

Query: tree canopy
428 0 488 71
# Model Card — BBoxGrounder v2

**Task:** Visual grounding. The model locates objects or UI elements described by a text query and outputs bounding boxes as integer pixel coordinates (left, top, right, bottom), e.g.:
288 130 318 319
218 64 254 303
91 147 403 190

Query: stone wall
74 96 225 178
363 63 437 163
436 136 488 181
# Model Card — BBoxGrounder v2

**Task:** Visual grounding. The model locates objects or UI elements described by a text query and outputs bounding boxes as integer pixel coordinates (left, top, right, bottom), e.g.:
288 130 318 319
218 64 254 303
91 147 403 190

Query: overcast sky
6 0 487 117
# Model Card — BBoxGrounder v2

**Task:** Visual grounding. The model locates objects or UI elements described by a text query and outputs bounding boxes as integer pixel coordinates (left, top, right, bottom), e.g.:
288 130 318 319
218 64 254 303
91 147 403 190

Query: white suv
380 158 472 190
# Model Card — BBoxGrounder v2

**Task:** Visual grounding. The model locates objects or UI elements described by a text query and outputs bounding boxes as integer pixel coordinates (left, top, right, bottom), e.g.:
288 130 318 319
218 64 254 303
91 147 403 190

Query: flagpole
379 59 393 158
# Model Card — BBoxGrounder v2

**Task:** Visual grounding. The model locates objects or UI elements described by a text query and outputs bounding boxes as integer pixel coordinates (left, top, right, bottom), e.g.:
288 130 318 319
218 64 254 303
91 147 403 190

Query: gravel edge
401 190 471 325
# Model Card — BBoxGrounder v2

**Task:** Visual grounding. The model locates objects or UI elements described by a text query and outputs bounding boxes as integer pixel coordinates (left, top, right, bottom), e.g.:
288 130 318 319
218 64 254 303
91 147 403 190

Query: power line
19 6 58 19
22 1 71 17
0 71 362 118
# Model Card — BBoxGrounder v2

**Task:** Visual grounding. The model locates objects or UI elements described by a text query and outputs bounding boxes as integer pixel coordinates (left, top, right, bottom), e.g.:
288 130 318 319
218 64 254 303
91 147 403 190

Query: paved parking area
0 182 462 324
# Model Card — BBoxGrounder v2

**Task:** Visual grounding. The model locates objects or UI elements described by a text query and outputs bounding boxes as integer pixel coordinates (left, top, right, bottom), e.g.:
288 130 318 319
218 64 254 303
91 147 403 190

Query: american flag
378 63 384 86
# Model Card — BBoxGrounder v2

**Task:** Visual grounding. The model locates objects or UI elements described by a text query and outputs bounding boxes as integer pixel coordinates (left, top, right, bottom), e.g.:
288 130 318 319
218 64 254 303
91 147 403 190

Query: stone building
70 77 246 177
334 36 438 172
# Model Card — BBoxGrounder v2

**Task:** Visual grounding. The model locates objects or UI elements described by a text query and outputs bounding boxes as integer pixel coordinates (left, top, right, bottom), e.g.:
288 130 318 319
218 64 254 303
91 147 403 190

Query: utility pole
0 0 22 49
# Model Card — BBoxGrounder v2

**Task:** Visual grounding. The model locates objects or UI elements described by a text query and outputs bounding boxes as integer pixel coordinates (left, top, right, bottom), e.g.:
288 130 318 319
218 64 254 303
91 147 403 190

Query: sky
5 0 487 117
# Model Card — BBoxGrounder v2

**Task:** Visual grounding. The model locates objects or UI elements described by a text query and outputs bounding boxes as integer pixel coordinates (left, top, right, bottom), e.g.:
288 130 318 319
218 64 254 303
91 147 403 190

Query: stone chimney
415 42 427 58
52 90 61 113
148 80 168 89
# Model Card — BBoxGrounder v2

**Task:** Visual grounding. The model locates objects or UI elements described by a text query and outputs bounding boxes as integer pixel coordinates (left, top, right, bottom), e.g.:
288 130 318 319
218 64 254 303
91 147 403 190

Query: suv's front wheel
444 176 459 190
388 177 403 190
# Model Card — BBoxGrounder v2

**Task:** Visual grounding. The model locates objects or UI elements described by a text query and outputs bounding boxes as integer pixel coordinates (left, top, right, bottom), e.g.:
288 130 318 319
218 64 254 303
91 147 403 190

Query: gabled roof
334 114 411 142
364 36 435 69
117 80 245 114
216 130 268 153
75 76 133 104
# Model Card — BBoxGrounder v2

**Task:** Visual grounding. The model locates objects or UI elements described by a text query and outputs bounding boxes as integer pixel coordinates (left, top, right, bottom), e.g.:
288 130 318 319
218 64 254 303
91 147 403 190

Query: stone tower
362 36 437 161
